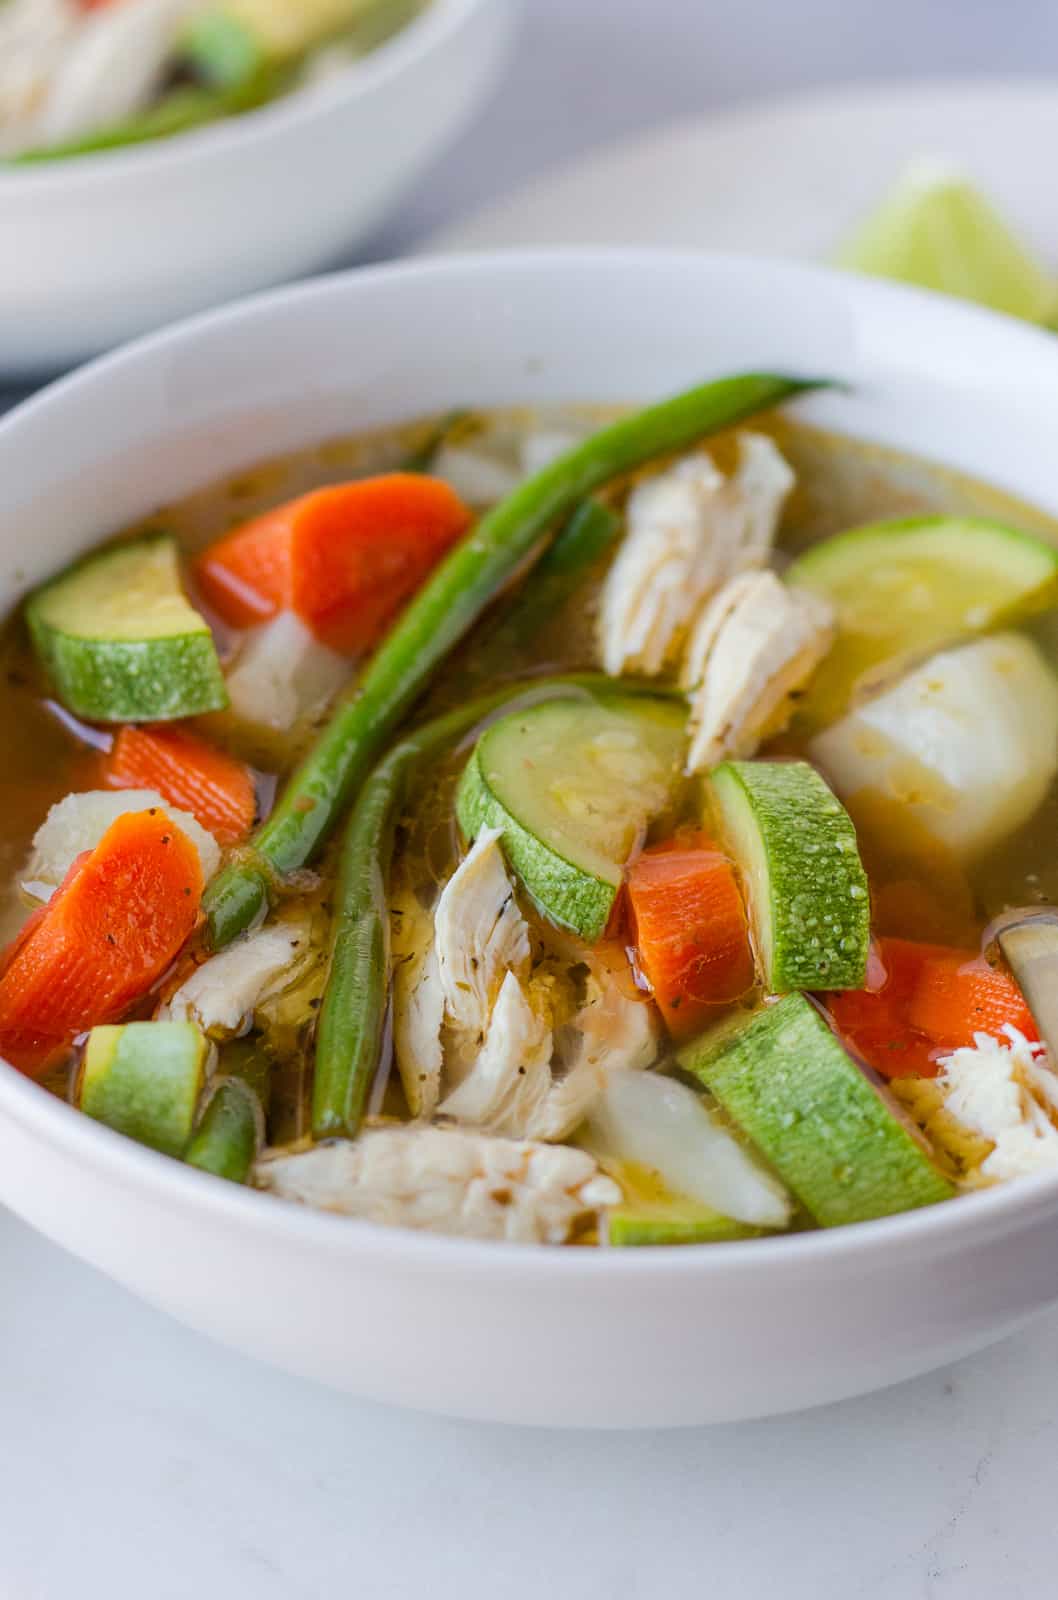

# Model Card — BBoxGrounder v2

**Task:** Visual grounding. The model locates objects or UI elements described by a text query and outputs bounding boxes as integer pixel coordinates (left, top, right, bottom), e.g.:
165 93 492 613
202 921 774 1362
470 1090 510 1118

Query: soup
4 373 1058 1246
0 0 427 163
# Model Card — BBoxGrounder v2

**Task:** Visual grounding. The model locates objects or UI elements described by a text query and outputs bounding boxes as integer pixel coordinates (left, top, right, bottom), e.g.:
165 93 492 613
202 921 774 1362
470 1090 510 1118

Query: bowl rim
0 0 493 194
5 245 1058 1279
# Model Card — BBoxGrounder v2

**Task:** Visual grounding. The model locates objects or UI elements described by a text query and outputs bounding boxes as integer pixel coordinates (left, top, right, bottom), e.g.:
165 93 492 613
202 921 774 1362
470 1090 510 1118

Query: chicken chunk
256 1126 621 1244
934 1026 1058 1182
390 887 445 1118
434 828 531 1038
389 837 659 1140
22 788 220 903
598 433 794 678
682 571 835 773
528 946 660 1141
162 922 311 1040
439 971 554 1134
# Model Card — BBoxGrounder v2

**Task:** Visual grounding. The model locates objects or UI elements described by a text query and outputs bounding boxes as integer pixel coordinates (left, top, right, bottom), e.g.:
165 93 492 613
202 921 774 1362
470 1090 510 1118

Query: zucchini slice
456 693 687 940
787 515 1058 727
27 534 228 723
607 1209 764 1247
80 1021 209 1157
681 995 954 1227
709 759 869 993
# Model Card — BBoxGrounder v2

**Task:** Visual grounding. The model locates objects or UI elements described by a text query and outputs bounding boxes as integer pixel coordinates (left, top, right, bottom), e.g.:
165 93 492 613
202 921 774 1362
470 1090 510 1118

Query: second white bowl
0 0 516 375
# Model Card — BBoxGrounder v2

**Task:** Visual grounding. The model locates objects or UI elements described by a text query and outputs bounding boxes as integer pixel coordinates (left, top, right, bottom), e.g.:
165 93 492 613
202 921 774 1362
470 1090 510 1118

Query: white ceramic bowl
0 0 516 375
2 251 1058 1428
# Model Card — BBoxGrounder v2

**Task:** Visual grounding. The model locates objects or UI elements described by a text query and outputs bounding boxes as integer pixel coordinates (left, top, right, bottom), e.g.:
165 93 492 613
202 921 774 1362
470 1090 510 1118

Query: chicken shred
390 886 445 1119
434 828 531 1037
390 838 659 1141
682 570 835 773
597 432 794 678
256 1127 621 1244
935 1027 1058 1182
161 922 311 1041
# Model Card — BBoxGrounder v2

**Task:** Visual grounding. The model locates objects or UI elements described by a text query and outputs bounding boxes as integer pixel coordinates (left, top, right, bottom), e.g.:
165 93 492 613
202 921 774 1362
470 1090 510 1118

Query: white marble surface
6 3 1058 1595
4 1197 1058 1598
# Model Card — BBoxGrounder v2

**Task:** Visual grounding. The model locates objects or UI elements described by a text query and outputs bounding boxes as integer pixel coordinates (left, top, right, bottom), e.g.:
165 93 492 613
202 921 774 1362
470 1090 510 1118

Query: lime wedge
837 161 1058 325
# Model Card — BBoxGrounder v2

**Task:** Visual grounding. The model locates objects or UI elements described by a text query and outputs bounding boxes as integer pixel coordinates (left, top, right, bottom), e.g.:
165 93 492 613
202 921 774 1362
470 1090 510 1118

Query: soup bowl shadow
1 250 1058 1427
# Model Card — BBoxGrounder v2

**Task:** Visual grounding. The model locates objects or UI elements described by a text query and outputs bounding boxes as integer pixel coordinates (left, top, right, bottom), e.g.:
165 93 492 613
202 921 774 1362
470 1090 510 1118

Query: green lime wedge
837 161 1058 325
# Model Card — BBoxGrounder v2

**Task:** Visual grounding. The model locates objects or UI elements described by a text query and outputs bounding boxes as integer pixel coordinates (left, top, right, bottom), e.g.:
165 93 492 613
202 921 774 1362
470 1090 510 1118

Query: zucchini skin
681 995 954 1227
607 1211 763 1246
455 744 615 943
80 1022 208 1158
206 373 822 948
26 533 228 722
711 759 870 993
27 616 228 723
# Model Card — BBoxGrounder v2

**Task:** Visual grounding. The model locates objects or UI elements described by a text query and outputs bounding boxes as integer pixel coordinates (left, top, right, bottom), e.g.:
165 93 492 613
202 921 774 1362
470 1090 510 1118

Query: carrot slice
0 809 203 1077
828 936 1037 1080
194 475 473 655
627 832 754 1038
104 725 256 847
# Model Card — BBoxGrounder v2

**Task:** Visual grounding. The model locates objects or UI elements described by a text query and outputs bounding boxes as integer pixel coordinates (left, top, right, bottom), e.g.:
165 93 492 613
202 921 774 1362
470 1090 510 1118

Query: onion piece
588 1068 791 1227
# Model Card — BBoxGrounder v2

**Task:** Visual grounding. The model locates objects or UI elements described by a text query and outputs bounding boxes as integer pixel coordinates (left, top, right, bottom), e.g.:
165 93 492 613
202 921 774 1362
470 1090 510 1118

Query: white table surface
6 4 1058 1594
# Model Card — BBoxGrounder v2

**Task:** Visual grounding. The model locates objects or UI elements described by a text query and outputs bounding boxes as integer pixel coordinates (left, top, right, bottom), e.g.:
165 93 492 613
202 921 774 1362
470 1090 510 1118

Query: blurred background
371 0 1058 258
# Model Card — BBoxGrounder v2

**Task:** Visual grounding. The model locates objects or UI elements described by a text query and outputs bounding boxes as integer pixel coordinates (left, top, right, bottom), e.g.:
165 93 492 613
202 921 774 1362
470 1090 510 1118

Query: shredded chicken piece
527 945 659 1141
682 570 835 773
161 922 311 1040
256 1127 621 1244
391 886 445 1118
935 1027 1058 1182
598 432 794 678
390 841 659 1140
434 828 531 1038
439 971 554 1133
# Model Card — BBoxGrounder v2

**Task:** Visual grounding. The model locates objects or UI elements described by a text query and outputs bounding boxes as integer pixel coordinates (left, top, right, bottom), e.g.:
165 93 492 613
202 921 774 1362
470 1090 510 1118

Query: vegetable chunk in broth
5 377 1058 1247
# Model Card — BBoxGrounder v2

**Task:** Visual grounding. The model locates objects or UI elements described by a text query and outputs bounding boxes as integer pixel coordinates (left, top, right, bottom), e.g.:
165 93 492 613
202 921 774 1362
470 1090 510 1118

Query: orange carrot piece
627 832 754 1039
194 474 473 655
828 936 1037 1080
104 725 256 847
0 810 203 1077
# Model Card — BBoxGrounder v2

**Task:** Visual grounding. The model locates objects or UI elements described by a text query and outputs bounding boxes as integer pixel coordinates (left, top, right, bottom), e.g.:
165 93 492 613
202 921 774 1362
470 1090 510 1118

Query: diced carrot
0 810 203 1077
627 831 754 1038
104 725 256 847
827 936 1037 1080
194 475 472 655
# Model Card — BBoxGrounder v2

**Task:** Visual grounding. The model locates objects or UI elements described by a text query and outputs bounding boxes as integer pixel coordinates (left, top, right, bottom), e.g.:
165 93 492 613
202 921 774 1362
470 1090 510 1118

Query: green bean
185 1078 262 1184
482 496 621 654
441 497 621 700
216 1035 275 1115
312 673 678 1139
205 372 821 949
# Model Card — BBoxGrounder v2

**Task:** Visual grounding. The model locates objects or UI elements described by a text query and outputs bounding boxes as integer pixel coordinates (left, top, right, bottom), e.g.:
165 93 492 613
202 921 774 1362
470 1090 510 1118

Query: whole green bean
185 1078 262 1183
442 497 621 699
205 372 820 949
483 496 621 653
312 673 679 1139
